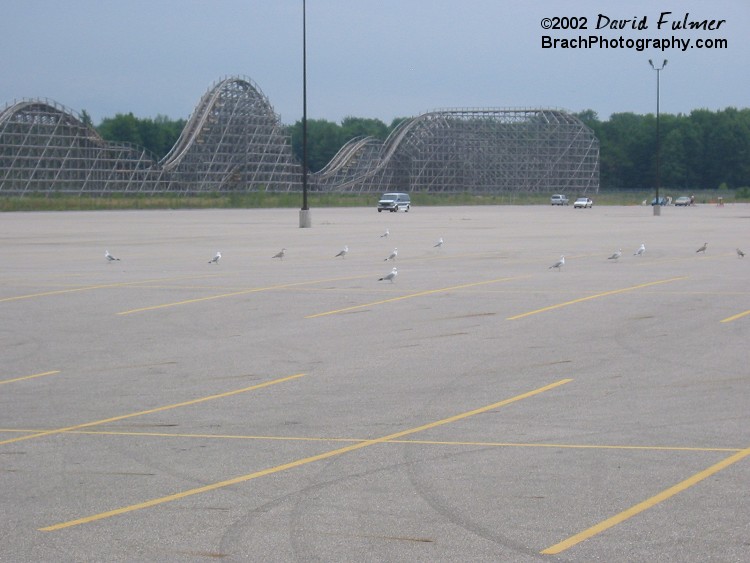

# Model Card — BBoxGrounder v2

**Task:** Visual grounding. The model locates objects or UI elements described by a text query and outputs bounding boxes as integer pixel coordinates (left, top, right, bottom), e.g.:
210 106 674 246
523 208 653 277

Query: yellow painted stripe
3 427 737 454
39 378 572 531
0 275 219 304
541 446 750 555
0 373 305 447
394 440 741 453
117 275 368 315
720 309 750 323
0 282 140 303
507 277 688 320
306 276 527 318
0 370 60 386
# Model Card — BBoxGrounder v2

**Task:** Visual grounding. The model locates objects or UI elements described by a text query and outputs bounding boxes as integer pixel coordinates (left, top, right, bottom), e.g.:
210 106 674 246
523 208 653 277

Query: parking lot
1 204 749 561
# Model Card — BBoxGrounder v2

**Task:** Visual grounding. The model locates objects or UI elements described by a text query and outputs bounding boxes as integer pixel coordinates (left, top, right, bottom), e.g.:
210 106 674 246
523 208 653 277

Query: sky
2 0 748 126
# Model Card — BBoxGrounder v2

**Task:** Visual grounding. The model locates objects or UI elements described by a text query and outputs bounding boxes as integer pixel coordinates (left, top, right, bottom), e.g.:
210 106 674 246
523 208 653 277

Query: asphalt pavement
1 203 748 561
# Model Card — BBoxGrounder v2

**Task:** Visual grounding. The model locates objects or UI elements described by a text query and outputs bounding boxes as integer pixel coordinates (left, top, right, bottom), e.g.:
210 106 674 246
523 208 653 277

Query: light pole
299 0 312 227
649 59 667 216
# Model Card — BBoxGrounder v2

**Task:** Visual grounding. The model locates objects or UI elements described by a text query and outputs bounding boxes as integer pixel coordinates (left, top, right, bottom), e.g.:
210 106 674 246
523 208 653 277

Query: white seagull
208 251 221 264
272 248 287 260
434 237 444 248
696 242 708 254
549 255 565 271
608 249 622 261
737 248 745 258
380 228 390 238
385 247 398 261
634 243 646 257
334 245 349 258
105 250 120 262
379 267 398 283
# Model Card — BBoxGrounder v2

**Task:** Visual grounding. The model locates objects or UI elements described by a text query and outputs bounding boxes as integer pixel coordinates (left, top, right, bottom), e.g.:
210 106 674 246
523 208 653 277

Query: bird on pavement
434 237 444 248
737 248 745 258
634 243 646 256
272 248 286 260
380 228 389 238
335 245 348 258
608 249 622 261
379 267 398 283
549 255 565 271
208 251 221 264
105 250 120 262
696 242 708 254
385 248 398 261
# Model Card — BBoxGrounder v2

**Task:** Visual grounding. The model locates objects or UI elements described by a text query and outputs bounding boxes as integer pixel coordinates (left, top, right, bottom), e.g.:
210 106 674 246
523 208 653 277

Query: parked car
550 194 569 206
377 192 411 212
651 197 668 206
674 196 692 206
573 197 593 208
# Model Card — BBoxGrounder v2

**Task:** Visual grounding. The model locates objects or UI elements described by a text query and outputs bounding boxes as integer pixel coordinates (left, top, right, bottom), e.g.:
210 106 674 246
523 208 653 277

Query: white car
377 192 411 212
550 194 569 205
573 197 593 208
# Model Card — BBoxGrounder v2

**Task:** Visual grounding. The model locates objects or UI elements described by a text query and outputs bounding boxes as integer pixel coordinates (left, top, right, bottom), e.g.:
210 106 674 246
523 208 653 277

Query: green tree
97 113 185 160
661 127 688 188
97 113 142 147
79 109 94 129
340 116 389 141
289 119 343 172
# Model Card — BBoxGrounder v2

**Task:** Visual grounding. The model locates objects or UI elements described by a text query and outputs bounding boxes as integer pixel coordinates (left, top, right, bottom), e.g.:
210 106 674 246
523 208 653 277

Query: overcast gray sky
2 0 748 126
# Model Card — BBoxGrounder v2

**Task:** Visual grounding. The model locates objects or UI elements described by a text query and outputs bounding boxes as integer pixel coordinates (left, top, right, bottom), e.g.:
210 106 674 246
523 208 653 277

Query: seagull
105 250 120 262
385 247 398 261
334 245 348 258
272 248 287 260
696 242 708 254
549 255 565 271
737 248 745 258
380 228 389 238
608 249 622 261
434 237 444 248
379 267 398 283
208 251 221 264
634 243 646 257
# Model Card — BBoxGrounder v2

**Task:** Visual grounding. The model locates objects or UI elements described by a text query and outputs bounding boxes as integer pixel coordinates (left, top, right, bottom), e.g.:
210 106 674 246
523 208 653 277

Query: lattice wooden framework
1 80 598 196
313 108 599 195
0 77 300 195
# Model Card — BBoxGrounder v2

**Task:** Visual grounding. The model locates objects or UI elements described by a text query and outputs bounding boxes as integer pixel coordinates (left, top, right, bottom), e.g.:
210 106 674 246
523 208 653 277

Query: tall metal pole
649 59 667 216
299 0 311 227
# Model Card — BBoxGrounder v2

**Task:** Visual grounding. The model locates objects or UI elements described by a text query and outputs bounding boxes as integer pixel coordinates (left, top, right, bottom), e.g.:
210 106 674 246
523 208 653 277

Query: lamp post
299 0 312 227
649 59 667 216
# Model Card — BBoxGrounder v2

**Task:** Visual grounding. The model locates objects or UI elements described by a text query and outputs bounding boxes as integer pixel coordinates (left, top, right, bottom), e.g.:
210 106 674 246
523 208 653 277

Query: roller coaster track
1 78 598 195
159 76 278 171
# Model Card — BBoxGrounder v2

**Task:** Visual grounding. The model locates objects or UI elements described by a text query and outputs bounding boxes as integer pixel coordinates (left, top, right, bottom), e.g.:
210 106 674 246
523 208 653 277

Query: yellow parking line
117 275 368 315
2 427 737 454
507 277 688 320
0 370 60 386
0 373 305 447
1 282 141 303
39 378 572 531
0 275 219 304
720 309 750 323
306 276 527 318
541 446 750 555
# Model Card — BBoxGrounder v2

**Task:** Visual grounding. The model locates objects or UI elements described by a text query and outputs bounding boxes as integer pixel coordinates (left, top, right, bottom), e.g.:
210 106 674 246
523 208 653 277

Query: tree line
95 108 750 191
576 107 750 191
96 113 187 159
